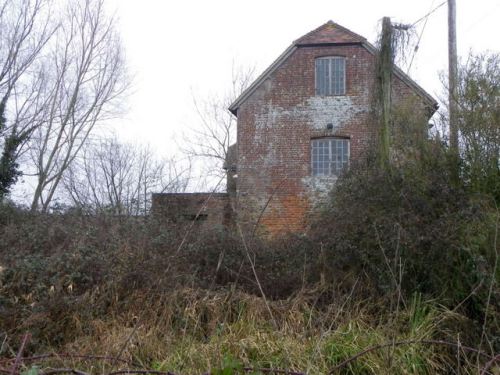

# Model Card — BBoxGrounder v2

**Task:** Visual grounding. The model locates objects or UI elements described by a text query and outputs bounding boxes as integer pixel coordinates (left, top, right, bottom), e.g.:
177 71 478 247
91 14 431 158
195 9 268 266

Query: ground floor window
311 138 349 176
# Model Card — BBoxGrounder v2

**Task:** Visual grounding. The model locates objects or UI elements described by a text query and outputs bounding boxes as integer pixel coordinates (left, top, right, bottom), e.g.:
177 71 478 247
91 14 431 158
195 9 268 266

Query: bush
173 227 324 299
311 143 498 323
456 52 500 203
0 207 327 347
1 153 498 356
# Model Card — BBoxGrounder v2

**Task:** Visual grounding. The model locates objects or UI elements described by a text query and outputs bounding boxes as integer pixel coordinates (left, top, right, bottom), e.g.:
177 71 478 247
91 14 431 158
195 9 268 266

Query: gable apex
229 21 437 116
294 20 366 45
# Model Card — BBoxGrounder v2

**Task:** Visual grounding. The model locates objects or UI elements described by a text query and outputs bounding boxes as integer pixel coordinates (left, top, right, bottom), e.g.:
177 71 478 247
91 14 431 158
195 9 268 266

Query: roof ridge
292 20 333 44
229 22 437 115
326 21 366 43
294 20 366 45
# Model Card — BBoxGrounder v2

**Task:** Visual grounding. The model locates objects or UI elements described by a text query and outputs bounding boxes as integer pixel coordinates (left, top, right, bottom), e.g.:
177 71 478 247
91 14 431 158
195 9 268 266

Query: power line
464 2 500 32
411 0 447 27
407 0 438 73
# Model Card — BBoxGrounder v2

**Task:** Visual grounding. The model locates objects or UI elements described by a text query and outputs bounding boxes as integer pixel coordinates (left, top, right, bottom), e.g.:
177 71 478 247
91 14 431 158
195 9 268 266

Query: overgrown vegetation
0 149 498 373
314 143 497 309
0 11 498 374
456 53 500 203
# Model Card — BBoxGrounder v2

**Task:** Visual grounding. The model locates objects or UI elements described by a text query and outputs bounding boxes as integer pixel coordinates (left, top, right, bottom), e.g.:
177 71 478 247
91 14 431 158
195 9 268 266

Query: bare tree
63 136 191 216
27 0 129 211
0 0 56 198
182 64 254 186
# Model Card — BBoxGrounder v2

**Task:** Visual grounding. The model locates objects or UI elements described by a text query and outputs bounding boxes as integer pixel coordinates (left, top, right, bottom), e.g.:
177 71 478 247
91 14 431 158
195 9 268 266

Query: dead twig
111 174 226 371
251 179 285 238
480 352 500 375
328 339 494 374
0 354 133 366
242 368 305 374
108 371 176 375
227 193 277 328
478 205 499 367
175 174 225 255
373 223 407 309
235 219 277 328
40 369 90 375
9 333 29 375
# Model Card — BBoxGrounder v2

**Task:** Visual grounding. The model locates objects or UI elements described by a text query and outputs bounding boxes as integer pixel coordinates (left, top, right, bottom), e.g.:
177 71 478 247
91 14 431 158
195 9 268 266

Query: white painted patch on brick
302 175 337 206
306 96 367 130
253 96 368 135
254 103 303 131
249 96 369 196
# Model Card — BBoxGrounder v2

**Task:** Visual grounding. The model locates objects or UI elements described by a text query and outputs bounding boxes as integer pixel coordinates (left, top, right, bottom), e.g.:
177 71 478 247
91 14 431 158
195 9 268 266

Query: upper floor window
311 138 349 176
315 57 345 96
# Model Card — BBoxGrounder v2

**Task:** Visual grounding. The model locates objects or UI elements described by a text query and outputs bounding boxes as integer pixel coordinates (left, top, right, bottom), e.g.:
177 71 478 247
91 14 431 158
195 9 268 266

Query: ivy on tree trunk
0 96 22 199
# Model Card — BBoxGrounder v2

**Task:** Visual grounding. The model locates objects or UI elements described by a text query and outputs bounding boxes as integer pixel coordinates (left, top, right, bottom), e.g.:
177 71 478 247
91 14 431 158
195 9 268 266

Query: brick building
154 20 437 236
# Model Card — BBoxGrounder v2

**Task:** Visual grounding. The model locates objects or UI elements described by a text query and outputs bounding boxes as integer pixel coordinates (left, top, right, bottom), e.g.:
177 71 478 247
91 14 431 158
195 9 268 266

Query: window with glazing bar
315 56 346 96
311 138 349 176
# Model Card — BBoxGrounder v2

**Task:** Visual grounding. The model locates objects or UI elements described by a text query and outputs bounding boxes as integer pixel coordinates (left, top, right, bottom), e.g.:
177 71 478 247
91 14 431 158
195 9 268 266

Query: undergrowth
0 286 472 374
0 142 498 374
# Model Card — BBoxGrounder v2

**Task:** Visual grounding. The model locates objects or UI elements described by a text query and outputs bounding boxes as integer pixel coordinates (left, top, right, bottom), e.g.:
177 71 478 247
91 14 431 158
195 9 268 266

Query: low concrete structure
151 193 232 228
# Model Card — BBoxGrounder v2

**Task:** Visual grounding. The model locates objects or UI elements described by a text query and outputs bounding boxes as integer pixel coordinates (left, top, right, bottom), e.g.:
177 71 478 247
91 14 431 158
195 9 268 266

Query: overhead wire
407 0 439 73
463 1 500 32
411 0 448 27
406 0 450 74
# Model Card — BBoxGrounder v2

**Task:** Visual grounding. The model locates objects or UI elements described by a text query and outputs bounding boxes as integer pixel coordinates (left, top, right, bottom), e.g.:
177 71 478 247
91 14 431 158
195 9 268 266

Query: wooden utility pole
448 0 459 157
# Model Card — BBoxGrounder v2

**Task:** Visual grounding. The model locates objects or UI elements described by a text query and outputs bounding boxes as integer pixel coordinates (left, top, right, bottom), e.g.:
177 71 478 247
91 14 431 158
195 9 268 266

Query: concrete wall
151 193 232 229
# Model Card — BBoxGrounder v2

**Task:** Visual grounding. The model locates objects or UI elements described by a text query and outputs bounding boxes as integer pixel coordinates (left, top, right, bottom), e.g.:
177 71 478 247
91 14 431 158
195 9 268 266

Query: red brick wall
235 43 422 236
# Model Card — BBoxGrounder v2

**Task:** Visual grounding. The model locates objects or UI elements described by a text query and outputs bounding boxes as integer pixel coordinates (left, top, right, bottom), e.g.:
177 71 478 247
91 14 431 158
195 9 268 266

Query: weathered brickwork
151 21 436 236
230 21 437 236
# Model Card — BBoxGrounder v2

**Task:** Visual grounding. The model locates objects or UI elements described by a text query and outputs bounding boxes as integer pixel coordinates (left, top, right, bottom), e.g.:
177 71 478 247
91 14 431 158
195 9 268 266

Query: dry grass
0 204 497 374
6 287 476 375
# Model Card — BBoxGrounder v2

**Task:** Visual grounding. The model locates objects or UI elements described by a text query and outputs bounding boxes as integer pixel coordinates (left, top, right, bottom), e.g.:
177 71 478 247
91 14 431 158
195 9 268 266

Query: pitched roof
229 21 438 115
294 20 365 45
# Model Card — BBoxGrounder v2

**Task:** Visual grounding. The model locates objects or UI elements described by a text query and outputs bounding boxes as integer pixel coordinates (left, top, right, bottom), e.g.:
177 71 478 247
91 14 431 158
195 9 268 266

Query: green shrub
311 143 498 323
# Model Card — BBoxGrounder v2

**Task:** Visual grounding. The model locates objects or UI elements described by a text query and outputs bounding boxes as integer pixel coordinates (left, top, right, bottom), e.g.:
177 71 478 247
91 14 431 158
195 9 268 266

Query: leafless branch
181 63 254 186
62 136 190 215
23 0 130 211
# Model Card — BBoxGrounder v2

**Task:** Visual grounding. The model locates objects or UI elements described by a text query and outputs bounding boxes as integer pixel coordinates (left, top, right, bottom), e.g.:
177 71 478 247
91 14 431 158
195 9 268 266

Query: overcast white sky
105 0 499 158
